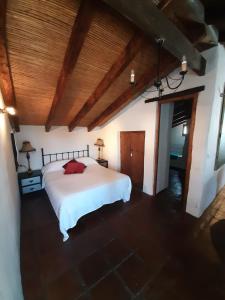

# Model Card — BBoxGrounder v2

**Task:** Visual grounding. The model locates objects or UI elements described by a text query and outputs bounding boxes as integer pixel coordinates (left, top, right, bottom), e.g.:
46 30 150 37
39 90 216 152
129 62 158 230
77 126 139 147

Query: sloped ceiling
2 0 218 131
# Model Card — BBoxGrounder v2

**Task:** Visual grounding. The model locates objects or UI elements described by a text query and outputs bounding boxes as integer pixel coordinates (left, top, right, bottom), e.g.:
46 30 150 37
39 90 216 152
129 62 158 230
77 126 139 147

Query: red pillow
62 159 77 169
64 162 86 174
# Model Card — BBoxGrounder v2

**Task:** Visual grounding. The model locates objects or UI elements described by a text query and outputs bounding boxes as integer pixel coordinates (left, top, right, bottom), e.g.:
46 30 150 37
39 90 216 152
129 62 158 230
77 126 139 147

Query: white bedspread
42 161 132 241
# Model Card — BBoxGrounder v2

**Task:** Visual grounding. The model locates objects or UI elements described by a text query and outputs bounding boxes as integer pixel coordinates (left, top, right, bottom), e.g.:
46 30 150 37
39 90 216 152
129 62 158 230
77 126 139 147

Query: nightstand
96 159 108 168
18 170 43 195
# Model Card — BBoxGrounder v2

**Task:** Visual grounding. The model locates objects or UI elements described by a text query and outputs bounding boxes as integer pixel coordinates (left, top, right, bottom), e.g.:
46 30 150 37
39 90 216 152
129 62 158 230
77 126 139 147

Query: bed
41 146 132 241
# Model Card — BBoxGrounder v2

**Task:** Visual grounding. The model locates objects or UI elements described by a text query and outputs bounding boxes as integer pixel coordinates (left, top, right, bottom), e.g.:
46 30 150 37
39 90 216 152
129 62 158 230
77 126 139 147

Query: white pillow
41 160 70 175
76 157 98 166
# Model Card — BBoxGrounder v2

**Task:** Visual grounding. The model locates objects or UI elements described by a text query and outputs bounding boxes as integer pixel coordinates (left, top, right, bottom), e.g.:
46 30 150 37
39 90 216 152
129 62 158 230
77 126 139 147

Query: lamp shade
94 138 105 147
19 141 36 153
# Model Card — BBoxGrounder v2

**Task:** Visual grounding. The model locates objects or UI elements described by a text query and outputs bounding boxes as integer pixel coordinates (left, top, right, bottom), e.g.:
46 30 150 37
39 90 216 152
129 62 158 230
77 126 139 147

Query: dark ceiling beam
68 32 146 131
45 0 95 132
101 0 206 75
0 0 19 131
88 56 178 131
88 71 153 131
145 85 205 103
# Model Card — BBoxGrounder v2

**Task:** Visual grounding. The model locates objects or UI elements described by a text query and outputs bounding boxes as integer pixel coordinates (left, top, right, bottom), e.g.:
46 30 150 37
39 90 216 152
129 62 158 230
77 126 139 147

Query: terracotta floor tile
69 223 115 265
103 238 132 267
45 269 83 300
90 272 131 300
78 250 110 286
22 272 44 300
20 183 225 299
116 254 151 294
107 214 146 250
137 240 169 276
38 247 74 284
33 222 63 255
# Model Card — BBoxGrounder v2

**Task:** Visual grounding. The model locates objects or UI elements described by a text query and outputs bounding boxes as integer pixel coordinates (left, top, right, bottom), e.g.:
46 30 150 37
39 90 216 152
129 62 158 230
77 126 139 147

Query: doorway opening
154 93 198 212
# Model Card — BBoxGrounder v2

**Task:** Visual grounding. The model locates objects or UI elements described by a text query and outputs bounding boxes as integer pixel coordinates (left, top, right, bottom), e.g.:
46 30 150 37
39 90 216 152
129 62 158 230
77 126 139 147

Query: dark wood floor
155 168 185 212
168 168 185 198
21 183 225 300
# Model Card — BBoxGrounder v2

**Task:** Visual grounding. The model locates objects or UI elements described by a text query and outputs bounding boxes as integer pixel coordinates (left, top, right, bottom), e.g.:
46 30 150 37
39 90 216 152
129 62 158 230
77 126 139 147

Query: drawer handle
29 179 34 183
30 188 34 191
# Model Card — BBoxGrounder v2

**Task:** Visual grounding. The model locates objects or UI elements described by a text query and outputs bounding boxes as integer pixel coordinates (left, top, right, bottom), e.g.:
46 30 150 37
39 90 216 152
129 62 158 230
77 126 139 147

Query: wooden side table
96 159 108 168
18 170 43 195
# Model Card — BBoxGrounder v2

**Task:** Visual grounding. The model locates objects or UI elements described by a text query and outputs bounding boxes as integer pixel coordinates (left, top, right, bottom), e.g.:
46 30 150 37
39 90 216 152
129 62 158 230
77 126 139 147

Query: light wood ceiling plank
51 2 135 126
0 0 19 131
101 0 206 75
88 54 178 131
80 43 157 126
45 0 95 131
68 31 147 131
7 0 79 125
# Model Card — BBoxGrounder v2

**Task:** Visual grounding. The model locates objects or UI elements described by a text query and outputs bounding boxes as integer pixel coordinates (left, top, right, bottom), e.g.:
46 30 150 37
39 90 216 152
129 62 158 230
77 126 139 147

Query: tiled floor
155 168 185 212
168 168 185 198
21 186 225 300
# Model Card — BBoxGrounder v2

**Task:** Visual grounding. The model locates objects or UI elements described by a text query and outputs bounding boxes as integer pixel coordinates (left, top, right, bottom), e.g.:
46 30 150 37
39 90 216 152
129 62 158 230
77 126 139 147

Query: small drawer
22 184 42 194
21 176 40 187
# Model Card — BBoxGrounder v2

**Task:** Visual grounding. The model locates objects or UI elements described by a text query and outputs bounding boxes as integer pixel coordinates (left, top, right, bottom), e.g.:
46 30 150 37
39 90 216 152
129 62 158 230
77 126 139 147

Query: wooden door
120 131 145 189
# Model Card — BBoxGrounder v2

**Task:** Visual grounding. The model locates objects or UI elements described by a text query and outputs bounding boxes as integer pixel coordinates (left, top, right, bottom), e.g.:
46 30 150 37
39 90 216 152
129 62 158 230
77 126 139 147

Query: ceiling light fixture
0 106 16 115
130 38 188 98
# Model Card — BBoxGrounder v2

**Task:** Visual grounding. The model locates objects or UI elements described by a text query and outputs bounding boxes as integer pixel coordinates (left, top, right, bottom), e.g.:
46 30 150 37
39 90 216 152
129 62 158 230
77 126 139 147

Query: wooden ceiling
0 0 219 131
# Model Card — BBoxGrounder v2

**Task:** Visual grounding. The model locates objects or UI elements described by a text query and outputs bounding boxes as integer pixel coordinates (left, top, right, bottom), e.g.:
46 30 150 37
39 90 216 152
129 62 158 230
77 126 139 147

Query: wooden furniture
18 170 42 195
96 159 108 168
120 131 145 190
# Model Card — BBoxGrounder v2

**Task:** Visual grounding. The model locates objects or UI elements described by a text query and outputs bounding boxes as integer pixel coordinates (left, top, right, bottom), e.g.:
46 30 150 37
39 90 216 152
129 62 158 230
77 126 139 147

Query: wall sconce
130 69 135 85
0 106 16 115
182 123 188 136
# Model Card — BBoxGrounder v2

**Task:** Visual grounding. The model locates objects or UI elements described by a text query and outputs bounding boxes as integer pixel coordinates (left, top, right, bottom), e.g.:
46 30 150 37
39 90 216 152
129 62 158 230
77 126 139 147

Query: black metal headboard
41 145 90 166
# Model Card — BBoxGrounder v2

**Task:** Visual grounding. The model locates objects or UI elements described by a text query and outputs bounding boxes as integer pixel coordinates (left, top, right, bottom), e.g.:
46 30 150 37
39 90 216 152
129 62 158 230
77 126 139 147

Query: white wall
200 45 225 214
0 90 23 300
16 126 101 172
15 44 225 218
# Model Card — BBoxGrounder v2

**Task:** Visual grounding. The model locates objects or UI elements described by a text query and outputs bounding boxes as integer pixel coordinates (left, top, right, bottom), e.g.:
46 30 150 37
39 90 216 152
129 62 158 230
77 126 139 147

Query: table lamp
19 141 36 174
94 138 105 160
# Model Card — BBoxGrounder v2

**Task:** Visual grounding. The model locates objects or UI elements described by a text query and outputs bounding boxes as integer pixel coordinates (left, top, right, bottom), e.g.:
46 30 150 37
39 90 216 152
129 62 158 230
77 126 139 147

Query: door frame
153 93 198 210
120 130 145 190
